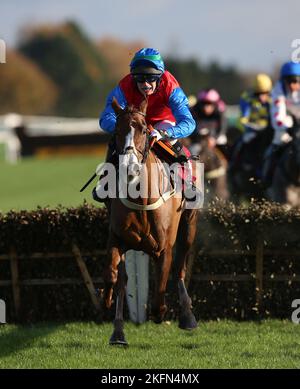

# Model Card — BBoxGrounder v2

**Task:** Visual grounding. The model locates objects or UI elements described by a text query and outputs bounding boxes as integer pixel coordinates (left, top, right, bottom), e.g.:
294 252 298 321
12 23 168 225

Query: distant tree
19 21 111 117
165 58 206 96
97 38 146 80
205 61 247 104
165 57 249 105
0 49 58 115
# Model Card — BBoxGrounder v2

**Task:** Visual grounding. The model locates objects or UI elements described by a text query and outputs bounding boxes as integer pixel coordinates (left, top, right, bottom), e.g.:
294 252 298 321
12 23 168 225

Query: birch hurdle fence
1 202 300 322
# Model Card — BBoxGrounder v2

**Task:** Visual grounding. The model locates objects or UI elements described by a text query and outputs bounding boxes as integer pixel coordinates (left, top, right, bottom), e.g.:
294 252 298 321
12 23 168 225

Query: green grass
0 144 5 161
0 320 300 368
0 156 104 213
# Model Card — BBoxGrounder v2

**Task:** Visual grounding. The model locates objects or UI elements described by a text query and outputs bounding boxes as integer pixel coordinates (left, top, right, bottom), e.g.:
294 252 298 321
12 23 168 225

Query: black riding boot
92 135 117 203
262 144 282 188
229 140 244 172
172 141 203 207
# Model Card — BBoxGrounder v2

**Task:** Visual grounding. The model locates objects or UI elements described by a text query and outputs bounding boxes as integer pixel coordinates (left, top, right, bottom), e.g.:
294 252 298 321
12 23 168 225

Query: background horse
187 130 229 204
267 127 300 206
102 98 199 345
227 127 273 203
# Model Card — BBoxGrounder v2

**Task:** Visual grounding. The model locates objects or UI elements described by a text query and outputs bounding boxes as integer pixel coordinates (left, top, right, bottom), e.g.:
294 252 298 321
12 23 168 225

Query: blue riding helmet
130 48 165 74
280 61 300 78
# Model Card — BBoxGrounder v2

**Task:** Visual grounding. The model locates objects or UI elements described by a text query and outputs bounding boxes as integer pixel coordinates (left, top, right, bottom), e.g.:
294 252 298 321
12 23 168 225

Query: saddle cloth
152 140 195 189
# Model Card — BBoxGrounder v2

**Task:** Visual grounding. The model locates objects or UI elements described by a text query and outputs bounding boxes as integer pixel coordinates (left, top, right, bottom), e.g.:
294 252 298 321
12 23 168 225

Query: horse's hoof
151 305 167 324
109 331 128 346
152 317 163 324
179 311 198 330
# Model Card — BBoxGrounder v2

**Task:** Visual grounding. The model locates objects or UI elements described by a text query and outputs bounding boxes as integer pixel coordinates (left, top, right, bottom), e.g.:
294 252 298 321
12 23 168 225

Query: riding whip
80 173 97 192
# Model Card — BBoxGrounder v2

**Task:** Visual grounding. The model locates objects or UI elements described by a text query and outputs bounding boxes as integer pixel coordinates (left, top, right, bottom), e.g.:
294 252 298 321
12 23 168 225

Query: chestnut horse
102 98 199 345
189 132 229 204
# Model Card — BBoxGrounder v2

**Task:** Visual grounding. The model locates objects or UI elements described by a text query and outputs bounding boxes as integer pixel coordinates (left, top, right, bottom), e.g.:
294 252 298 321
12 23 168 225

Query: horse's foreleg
152 246 173 324
103 243 122 310
103 236 128 345
175 209 198 330
109 259 128 346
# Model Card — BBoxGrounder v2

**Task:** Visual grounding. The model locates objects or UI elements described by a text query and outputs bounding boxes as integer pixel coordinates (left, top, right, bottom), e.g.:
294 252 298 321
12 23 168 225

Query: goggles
133 74 162 83
254 91 269 96
285 76 300 84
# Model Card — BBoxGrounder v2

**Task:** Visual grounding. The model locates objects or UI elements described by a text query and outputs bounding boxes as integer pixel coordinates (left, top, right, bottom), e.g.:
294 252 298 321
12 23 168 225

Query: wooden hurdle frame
1 238 300 320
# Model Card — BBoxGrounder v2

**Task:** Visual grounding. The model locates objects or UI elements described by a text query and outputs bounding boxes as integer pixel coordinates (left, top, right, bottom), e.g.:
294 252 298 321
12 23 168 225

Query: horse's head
112 97 149 184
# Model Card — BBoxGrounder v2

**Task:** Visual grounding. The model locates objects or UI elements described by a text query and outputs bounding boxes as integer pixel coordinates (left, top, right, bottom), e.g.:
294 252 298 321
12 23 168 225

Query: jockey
229 73 272 171
95 47 197 201
190 88 227 146
262 61 300 187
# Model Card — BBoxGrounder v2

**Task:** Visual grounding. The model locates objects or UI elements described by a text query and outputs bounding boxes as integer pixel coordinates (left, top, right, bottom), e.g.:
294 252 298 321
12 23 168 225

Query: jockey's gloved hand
216 134 227 145
281 132 293 144
150 129 163 141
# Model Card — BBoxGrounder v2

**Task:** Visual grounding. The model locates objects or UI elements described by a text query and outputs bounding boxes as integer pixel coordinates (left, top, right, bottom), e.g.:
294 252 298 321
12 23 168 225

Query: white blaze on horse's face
123 125 135 151
120 125 142 185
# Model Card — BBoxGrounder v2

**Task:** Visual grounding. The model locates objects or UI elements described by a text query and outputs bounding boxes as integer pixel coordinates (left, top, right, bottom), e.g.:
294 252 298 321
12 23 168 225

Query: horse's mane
115 105 144 132
124 105 140 115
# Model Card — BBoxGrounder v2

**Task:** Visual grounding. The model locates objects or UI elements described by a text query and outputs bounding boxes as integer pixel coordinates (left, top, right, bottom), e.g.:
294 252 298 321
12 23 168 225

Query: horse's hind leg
215 174 230 201
175 209 198 330
177 278 197 330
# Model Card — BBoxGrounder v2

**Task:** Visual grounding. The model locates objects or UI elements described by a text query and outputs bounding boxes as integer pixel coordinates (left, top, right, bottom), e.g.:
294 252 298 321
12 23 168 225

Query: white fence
0 107 240 163
0 114 107 163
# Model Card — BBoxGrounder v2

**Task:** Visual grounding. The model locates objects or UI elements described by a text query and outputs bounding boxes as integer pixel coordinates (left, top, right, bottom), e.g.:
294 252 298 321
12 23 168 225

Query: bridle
116 109 153 164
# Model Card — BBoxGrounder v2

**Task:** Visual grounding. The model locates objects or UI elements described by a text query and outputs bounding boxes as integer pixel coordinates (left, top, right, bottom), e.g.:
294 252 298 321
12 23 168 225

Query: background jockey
262 61 300 187
95 47 197 201
229 73 273 171
190 88 227 147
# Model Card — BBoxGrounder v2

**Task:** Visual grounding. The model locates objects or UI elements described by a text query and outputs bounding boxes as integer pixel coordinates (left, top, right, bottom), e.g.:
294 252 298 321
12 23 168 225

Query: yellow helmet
253 73 272 94
188 94 197 107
